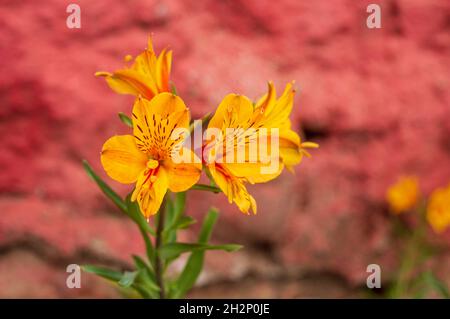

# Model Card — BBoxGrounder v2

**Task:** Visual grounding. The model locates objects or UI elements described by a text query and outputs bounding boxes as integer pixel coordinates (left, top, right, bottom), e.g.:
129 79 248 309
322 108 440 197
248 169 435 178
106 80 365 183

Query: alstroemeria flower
386 176 419 214
101 93 201 218
253 82 319 172
203 82 318 214
427 183 450 234
95 38 172 100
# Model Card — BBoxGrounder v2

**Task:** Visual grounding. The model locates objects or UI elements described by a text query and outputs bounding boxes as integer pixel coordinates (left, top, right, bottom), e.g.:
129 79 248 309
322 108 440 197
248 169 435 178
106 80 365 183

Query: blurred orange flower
96 37 172 100
386 176 419 214
101 93 201 218
426 184 450 234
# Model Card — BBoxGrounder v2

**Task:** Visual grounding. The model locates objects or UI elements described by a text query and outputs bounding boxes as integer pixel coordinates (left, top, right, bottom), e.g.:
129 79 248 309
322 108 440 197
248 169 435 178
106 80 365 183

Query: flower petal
255 82 295 129
96 69 156 100
164 148 202 192
254 81 276 112
209 164 257 214
224 162 283 184
101 135 147 184
278 130 302 167
156 49 172 92
149 92 190 121
131 94 190 157
208 94 254 131
132 166 169 218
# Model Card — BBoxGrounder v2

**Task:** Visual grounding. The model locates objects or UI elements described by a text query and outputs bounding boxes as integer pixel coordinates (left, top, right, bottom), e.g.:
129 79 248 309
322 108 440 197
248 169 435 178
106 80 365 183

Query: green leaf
118 271 139 288
174 216 196 229
132 255 159 291
424 271 450 298
82 265 122 282
165 214 195 234
173 208 220 298
132 256 161 298
165 193 175 225
126 196 156 264
164 192 187 243
133 255 153 272
190 184 221 193
170 82 178 96
132 285 153 299
82 160 127 213
174 192 187 216
118 112 133 128
159 242 242 260
83 265 159 298
125 195 156 236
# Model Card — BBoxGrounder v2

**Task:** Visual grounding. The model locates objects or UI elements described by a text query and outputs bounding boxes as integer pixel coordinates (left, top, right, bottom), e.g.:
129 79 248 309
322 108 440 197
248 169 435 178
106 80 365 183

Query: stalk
155 199 166 299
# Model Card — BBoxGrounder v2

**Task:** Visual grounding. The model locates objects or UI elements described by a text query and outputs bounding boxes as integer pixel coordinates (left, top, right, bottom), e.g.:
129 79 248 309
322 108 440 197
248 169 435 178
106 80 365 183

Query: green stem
390 201 428 298
155 199 166 299
191 184 221 193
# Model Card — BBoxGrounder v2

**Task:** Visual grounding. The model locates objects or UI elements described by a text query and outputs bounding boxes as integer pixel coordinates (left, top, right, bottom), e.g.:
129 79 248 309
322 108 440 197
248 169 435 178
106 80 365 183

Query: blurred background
0 0 449 298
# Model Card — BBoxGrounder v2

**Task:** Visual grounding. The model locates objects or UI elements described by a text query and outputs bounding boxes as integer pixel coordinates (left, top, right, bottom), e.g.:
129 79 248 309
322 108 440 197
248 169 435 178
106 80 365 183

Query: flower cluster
386 176 450 234
97 38 318 218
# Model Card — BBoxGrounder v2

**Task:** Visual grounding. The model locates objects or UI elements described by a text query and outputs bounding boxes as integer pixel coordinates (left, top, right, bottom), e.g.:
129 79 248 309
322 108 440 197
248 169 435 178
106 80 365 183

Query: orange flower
386 176 419 214
427 184 450 233
203 82 318 214
101 93 201 218
96 37 172 100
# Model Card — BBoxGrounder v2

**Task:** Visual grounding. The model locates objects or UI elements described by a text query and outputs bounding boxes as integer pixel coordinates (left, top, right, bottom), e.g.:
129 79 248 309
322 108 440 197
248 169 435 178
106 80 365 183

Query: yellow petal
101 135 147 184
224 162 282 184
426 184 450 233
278 130 302 167
254 81 276 112
208 94 254 131
131 50 159 93
131 94 190 158
132 166 169 218
164 148 202 192
147 92 190 123
96 69 156 100
386 176 420 214
301 141 319 149
255 82 295 129
156 49 172 92
209 164 257 214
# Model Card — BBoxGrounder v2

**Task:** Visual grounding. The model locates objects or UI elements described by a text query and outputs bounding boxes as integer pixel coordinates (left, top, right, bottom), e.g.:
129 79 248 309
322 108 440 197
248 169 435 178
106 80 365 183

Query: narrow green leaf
173 216 196 229
174 192 187 216
82 160 127 213
126 196 156 264
82 265 122 282
173 208 220 298
132 255 159 291
133 255 153 272
170 82 178 96
424 271 450 298
118 271 139 288
159 242 242 260
164 192 187 243
131 256 160 298
165 212 195 234
118 112 133 128
164 193 175 226
133 285 153 299
125 195 156 236
190 184 221 193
